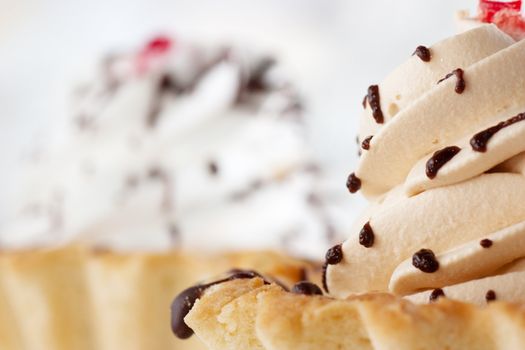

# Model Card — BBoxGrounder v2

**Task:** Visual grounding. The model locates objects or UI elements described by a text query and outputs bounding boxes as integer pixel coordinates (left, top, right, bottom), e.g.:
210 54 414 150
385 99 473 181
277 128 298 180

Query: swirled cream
327 24 525 305
2 36 348 258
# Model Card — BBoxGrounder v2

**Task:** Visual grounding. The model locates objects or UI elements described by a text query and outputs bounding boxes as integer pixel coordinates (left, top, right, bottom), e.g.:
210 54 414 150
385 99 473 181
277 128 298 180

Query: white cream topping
1 39 350 258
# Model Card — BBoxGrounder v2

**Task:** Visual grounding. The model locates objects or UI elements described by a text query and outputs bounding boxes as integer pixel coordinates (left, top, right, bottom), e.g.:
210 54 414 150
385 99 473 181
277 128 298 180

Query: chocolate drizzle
413 45 431 62
412 249 439 273
322 262 329 293
437 68 465 94
325 244 343 265
171 269 268 339
361 136 373 150
426 146 461 179
346 173 361 193
470 112 525 152
359 221 375 248
485 290 496 302
366 85 384 124
362 95 367 108
291 281 323 296
429 288 445 302
480 239 493 248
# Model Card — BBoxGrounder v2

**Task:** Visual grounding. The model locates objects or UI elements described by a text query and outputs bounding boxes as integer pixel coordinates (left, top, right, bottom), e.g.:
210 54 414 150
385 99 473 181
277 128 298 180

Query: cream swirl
327 25 525 304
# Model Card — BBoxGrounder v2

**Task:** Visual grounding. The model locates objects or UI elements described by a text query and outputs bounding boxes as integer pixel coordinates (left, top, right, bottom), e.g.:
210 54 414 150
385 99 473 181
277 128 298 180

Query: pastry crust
0 247 315 350
185 278 525 350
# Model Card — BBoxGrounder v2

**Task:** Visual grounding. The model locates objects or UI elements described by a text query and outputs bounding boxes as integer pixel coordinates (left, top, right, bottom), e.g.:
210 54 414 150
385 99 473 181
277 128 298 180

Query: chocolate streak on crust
426 146 461 179
366 85 384 124
470 112 525 152
322 262 329 293
413 45 432 62
437 68 465 94
171 270 269 339
291 281 323 296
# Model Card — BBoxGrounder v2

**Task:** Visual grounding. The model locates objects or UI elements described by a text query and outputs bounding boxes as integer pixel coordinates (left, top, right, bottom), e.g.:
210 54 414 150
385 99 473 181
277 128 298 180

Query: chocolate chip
412 249 439 273
426 146 461 179
429 288 445 302
361 135 373 150
413 45 432 62
485 290 496 302
346 173 361 193
325 244 343 265
359 221 375 248
480 239 493 248
291 281 323 296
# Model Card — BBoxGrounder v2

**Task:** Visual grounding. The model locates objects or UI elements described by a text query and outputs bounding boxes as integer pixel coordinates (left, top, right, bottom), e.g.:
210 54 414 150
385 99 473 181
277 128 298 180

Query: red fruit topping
136 35 174 74
144 36 173 55
492 8 525 40
479 0 522 22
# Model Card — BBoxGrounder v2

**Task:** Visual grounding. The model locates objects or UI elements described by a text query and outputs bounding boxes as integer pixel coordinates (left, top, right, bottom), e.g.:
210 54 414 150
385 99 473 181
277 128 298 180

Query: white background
0 0 475 220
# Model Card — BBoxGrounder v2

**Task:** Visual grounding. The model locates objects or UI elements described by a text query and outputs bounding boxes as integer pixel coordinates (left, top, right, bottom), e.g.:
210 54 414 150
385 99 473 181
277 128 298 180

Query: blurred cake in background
0 35 349 349
2 35 349 258
457 0 525 40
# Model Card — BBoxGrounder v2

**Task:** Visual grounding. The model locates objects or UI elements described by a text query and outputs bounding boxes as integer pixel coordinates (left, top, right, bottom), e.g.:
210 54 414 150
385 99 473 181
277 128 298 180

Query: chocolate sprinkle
359 221 375 248
485 290 496 302
470 112 525 152
426 146 461 179
207 161 219 176
412 249 440 273
429 288 445 302
291 281 323 296
480 239 493 248
361 135 373 150
413 45 432 62
325 244 343 265
366 85 384 124
171 269 267 339
437 68 465 94
346 172 361 193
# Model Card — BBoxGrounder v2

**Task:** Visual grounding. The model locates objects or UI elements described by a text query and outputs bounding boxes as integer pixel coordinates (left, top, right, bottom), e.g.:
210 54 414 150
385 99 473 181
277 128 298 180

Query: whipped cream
2 37 348 258
327 25 525 304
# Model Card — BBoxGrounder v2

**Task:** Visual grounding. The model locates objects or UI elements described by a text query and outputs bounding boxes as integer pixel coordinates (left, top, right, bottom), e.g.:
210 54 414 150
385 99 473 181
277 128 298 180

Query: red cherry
144 36 173 54
136 35 174 74
479 0 522 22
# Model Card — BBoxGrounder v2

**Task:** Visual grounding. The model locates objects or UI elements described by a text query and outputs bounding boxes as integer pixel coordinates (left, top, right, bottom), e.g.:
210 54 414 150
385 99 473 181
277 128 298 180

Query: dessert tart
0 37 347 349
173 24 525 349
